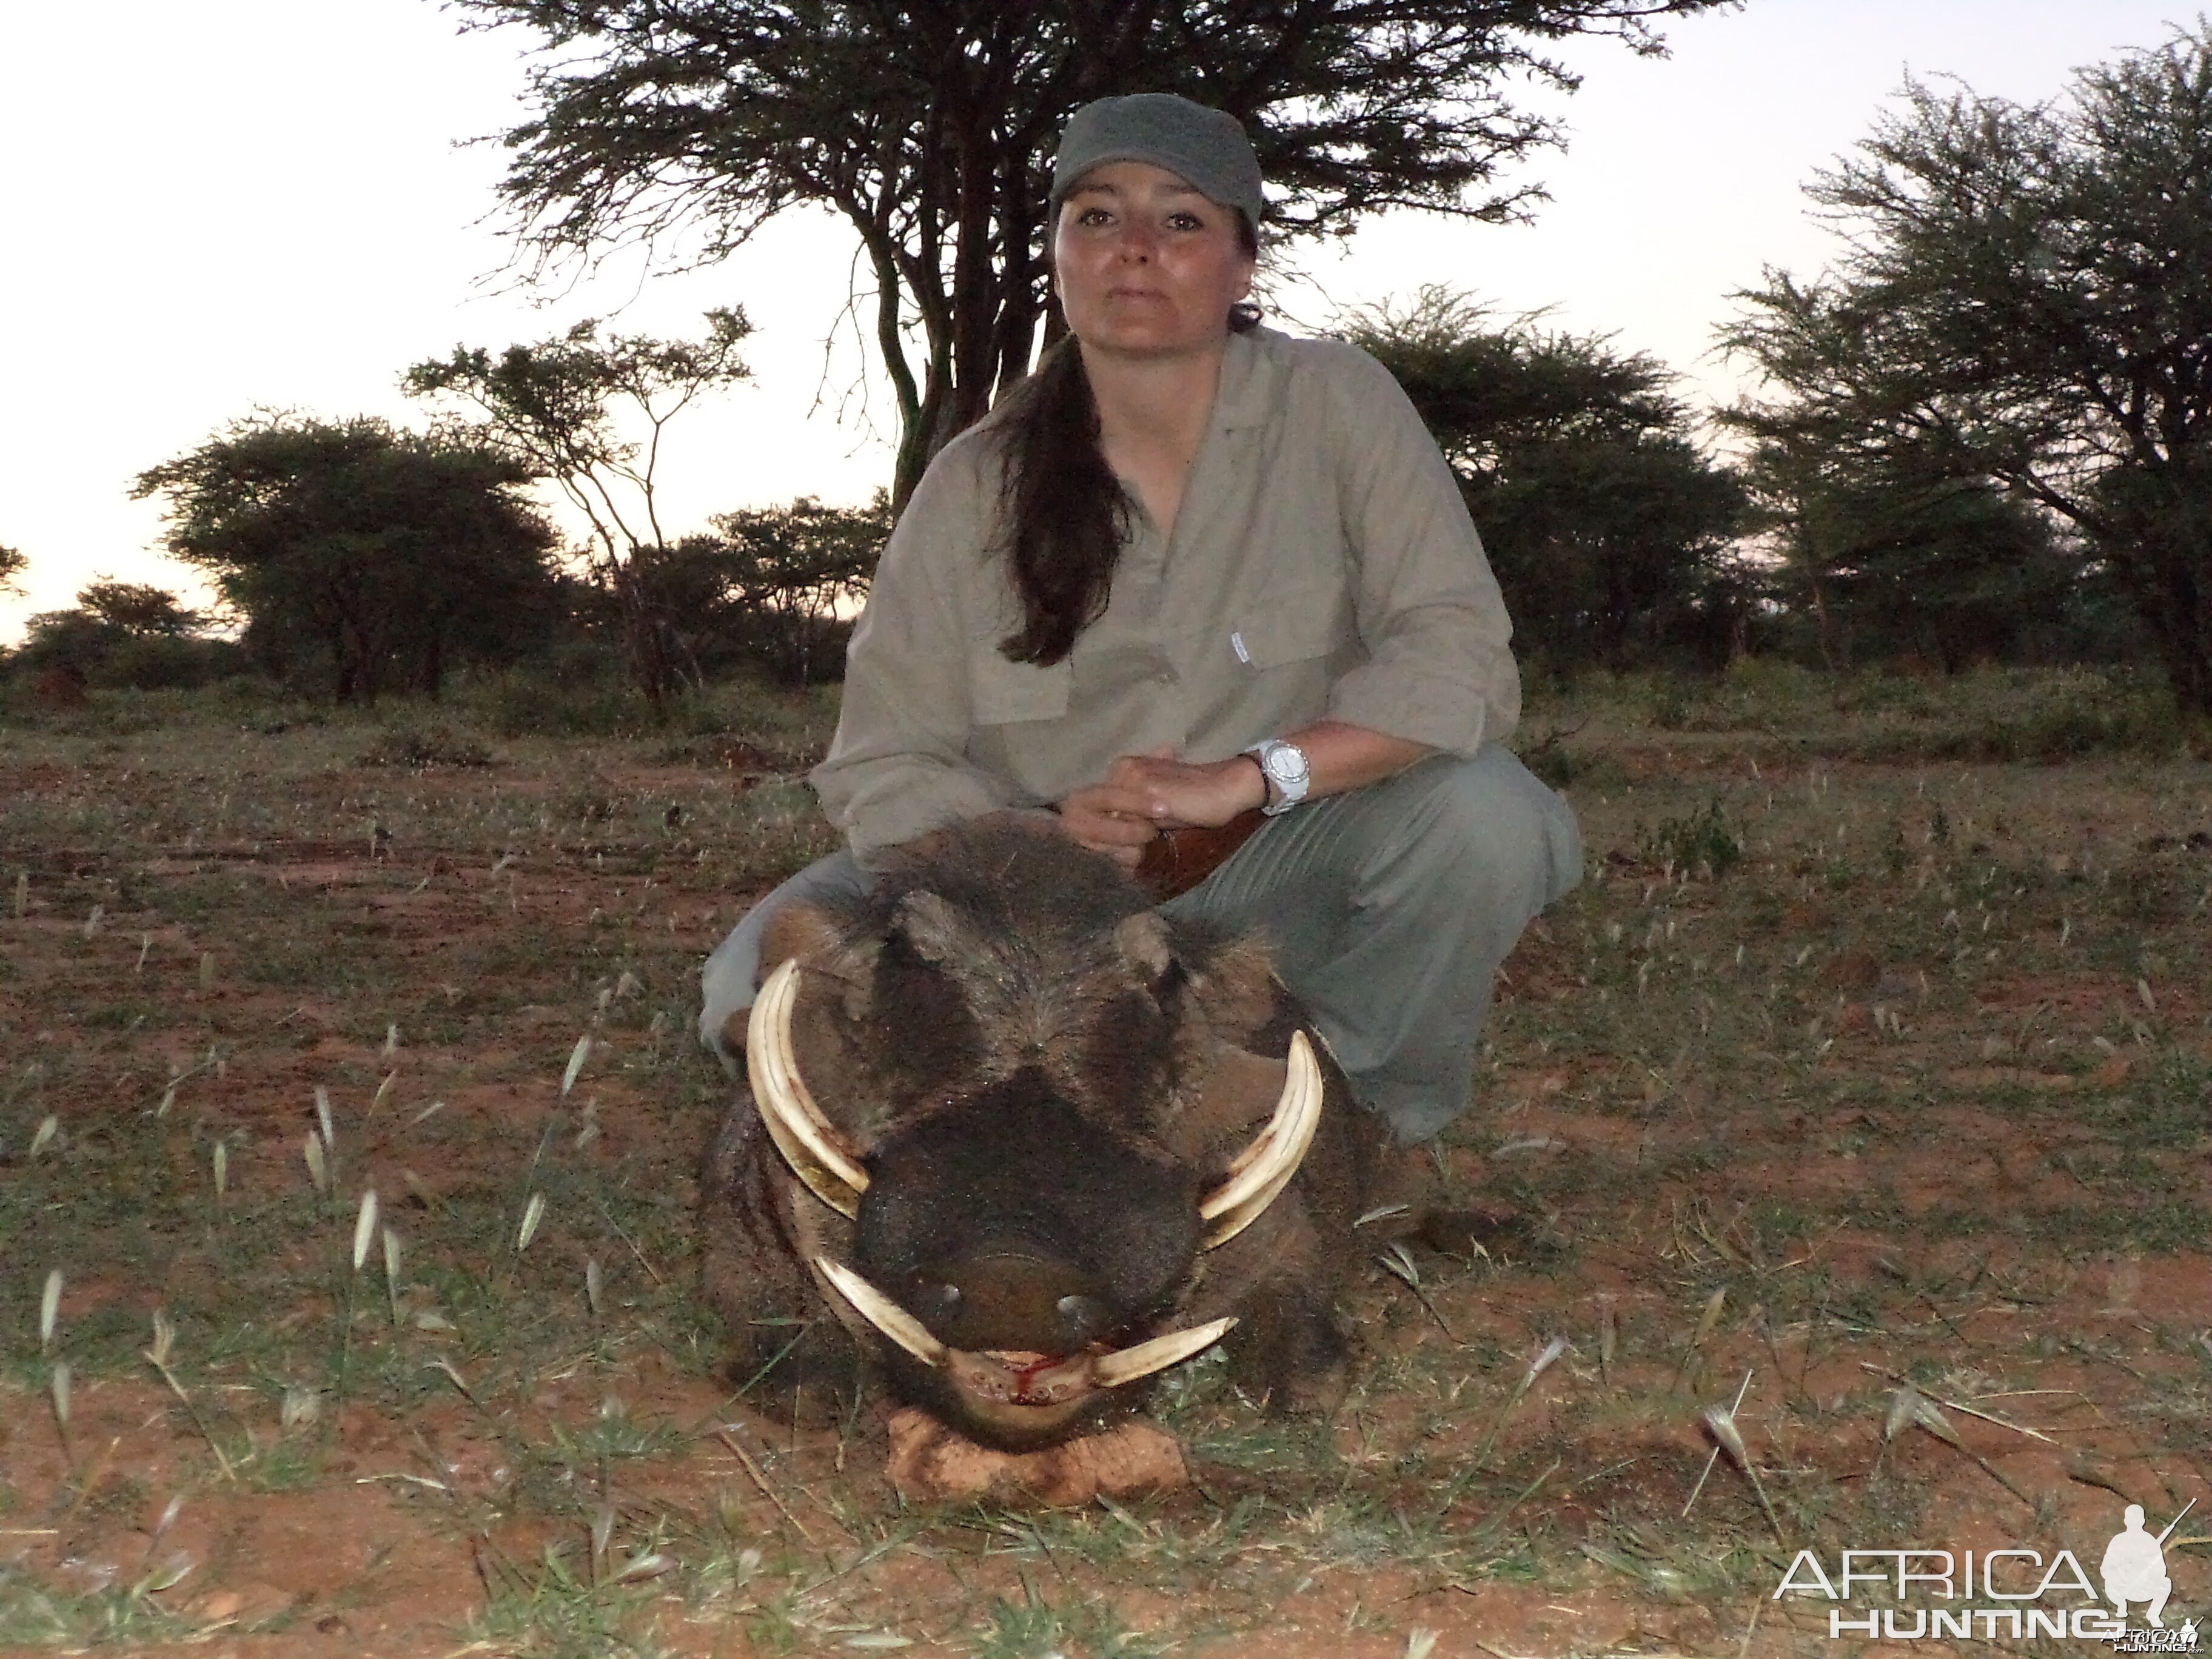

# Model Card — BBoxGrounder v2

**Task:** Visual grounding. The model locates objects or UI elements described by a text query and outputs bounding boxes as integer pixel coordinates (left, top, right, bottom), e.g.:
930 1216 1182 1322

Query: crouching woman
702 91 1581 1153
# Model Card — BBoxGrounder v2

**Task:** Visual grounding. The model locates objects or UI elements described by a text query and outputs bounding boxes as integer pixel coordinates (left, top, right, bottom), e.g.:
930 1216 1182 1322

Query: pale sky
0 1 2194 643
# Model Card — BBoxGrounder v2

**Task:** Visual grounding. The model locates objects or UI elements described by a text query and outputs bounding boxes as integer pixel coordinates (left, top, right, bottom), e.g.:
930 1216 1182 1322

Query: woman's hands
1057 748 1264 866
1054 724 1434 868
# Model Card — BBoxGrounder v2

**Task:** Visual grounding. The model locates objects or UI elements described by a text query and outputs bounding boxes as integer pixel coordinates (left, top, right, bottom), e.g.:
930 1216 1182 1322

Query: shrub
356 723 498 769
1636 800 1744 879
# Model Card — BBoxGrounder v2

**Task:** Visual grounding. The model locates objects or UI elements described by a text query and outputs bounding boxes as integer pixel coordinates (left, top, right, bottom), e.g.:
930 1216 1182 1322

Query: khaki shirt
813 325 1521 865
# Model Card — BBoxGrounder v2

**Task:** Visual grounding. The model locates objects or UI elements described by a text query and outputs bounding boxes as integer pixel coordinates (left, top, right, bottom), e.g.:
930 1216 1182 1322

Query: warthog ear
1168 928 1282 1047
760 902 846 979
1112 912 1175 984
890 890 964 964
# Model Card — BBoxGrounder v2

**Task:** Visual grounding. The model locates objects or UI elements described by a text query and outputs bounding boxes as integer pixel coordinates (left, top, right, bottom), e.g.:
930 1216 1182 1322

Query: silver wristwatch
1245 739 1311 816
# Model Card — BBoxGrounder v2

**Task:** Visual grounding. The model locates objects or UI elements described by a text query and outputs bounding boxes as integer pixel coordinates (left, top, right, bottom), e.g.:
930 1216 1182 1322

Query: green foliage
455 653 659 739
976 1589 1165 1659
131 415 561 705
0 543 28 596
75 580 203 637
405 312 754 712
10 581 243 694
1738 439 2127 671
355 722 498 769
452 0 1738 505
2086 1049 2212 1155
1513 725 1621 791
403 311 752 563
16 608 137 686
1723 24 2212 718
1635 800 1743 879
648 492 890 685
1557 660 2179 763
1344 287 1747 669
0 1566 198 1647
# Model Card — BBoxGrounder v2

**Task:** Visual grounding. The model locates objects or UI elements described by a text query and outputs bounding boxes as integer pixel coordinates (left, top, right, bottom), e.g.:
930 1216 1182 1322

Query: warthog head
702 817 1371 1452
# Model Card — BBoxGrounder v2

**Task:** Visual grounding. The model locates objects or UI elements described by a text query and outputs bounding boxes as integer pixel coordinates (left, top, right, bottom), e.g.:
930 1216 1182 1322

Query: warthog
699 816 1388 1452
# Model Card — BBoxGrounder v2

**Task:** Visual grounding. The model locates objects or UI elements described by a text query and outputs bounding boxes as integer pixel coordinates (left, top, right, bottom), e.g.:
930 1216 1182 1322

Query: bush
475 672 649 738
356 723 499 769
441 643 648 738
1636 800 1744 879
1523 659 2184 761
1843 665 2179 762
101 634 247 691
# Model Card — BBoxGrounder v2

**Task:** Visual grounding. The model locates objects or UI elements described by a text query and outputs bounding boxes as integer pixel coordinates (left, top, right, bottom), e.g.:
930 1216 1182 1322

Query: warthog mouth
813 1256 1236 1415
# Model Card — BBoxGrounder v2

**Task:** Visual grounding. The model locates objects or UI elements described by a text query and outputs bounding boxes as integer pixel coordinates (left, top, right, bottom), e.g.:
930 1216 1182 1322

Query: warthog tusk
817 1252 1235 1395
1090 1316 1238 1389
814 1257 947 1369
1198 1030 1324 1247
818 1265 1230 1398
748 960 869 1216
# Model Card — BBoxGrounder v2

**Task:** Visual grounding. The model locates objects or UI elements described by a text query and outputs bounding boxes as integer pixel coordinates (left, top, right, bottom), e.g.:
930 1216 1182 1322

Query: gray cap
1049 93 1264 230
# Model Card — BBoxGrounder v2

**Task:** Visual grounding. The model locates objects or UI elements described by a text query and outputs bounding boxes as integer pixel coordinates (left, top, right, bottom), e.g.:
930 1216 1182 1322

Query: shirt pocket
1225 578 1346 671
968 648 1072 724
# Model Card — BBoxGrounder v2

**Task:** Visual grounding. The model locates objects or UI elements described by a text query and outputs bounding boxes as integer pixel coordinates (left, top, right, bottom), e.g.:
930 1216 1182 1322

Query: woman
702 92 1581 1150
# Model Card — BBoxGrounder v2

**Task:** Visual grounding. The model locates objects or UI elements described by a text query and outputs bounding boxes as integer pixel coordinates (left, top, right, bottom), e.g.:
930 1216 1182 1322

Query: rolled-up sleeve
810 441 1017 866
1319 346 1520 755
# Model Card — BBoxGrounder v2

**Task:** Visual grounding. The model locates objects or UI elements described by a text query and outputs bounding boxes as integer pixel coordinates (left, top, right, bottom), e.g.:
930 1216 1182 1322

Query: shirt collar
1213 326 1284 431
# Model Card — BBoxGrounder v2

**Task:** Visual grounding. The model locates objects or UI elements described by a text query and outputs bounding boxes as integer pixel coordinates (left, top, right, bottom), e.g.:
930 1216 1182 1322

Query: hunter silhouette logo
2101 1500 2200 1652
2102 1504 2176 1627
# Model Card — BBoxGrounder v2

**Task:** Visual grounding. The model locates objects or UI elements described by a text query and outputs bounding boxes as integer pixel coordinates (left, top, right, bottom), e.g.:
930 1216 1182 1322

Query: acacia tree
404 310 752 709
1736 435 2093 670
1345 289 1746 667
452 0 1741 506
75 580 204 637
133 417 561 703
0 545 25 596
652 492 891 683
14 581 238 692
1721 25 2212 722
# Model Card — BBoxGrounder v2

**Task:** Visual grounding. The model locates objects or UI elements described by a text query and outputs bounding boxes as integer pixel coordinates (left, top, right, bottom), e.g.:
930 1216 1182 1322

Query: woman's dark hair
994 210 1260 665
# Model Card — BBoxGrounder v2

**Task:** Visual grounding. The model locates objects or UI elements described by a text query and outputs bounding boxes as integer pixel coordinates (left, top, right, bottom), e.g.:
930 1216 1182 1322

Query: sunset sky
0 0 2193 640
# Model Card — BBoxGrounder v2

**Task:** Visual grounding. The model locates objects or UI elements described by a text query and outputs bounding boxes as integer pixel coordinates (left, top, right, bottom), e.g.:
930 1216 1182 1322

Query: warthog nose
919 1251 1101 1353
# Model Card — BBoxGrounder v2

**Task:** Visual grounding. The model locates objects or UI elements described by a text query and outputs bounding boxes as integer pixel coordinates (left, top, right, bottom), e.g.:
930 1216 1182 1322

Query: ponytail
992 335 1129 665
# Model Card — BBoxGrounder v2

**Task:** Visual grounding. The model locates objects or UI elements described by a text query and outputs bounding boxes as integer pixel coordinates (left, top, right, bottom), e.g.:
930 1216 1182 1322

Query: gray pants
698 745 1581 1144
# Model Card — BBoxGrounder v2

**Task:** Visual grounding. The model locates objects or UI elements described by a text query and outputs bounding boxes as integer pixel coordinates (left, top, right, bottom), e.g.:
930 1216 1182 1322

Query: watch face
1251 740 1308 814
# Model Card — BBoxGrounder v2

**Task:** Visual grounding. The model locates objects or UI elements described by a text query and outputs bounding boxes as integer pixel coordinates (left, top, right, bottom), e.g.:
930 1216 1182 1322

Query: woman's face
1053 160 1255 363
